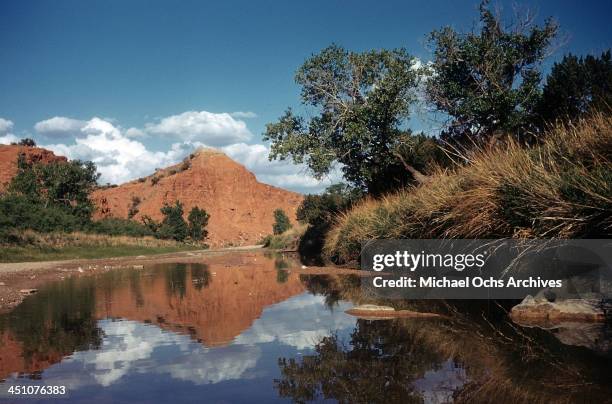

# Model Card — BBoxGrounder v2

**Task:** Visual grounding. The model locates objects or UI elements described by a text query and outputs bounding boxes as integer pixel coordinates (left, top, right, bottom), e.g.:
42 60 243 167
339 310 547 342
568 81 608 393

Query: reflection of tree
0 278 103 368
276 269 289 284
165 263 212 296
129 270 145 307
299 275 341 308
275 319 446 404
190 263 211 291
165 264 188 298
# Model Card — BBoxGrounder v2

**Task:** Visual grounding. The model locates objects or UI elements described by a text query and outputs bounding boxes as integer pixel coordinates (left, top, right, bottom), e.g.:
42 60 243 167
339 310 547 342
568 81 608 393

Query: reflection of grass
0 244 200 262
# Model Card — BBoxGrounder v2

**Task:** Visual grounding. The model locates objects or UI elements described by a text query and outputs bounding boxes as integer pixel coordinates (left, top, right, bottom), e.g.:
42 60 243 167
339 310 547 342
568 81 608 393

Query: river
0 251 610 403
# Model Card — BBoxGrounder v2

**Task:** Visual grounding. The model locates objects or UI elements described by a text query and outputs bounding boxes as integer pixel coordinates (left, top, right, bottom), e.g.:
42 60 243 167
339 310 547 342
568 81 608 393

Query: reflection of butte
0 255 305 379
95 257 306 347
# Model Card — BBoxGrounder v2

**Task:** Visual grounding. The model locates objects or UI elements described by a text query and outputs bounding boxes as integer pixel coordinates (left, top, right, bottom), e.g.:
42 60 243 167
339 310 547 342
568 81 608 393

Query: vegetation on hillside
324 114 612 263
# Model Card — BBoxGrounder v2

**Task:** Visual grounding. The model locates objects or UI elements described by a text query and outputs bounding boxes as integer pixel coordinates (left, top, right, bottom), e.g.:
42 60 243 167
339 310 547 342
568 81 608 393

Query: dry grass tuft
10 230 184 248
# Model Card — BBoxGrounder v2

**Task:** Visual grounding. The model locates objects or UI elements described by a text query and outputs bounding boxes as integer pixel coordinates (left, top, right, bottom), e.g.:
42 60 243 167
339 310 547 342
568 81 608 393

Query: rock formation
93 148 303 247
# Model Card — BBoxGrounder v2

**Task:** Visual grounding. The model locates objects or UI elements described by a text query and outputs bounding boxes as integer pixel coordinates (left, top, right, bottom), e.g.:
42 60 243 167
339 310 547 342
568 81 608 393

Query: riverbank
324 115 611 263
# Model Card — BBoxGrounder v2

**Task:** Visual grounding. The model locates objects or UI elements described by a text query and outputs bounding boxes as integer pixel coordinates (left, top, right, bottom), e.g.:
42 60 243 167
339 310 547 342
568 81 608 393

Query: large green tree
426 0 558 143
263 45 435 194
538 50 612 124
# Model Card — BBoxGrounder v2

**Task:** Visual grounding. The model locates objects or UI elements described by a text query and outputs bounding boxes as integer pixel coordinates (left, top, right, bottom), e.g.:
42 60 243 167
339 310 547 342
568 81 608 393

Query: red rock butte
92 148 303 247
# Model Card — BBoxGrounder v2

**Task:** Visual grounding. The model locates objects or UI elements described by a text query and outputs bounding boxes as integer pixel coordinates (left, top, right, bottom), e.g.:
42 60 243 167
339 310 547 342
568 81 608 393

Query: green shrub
158 201 189 241
86 218 154 237
187 206 209 241
273 209 292 235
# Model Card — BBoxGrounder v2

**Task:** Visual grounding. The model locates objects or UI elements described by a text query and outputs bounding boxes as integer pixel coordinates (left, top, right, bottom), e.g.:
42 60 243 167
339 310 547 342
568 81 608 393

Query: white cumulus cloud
0 133 18 145
45 117 193 184
0 117 18 144
0 117 14 134
34 116 87 136
222 142 342 192
145 110 252 146
124 127 147 138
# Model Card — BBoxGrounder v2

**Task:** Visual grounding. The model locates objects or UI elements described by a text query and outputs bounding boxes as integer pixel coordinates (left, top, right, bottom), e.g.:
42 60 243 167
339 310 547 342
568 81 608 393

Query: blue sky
0 0 610 192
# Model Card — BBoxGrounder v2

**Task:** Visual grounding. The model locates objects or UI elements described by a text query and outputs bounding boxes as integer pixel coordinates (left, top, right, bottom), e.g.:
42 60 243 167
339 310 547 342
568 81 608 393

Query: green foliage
426 0 558 142
296 184 363 263
539 50 612 124
297 184 362 227
0 194 82 233
151 176 160 186
273 208 292 235
7 154 41 202
141 215 162 234
264 44 433 194
8 154 99 222
15 138 36 147
86 217 154 237
187 206 210 241
159 201 189 241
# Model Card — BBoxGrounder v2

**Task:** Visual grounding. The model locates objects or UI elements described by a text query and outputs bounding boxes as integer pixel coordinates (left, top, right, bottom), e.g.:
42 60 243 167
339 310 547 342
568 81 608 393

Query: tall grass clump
324 114 612 263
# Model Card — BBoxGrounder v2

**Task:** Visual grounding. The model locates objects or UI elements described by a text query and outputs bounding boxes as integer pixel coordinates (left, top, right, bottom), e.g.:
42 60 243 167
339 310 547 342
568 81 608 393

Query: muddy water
0 251 610 403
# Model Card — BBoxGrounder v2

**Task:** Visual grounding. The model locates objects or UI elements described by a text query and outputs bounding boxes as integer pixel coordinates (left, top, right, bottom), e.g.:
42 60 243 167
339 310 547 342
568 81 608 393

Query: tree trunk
392 152 430 184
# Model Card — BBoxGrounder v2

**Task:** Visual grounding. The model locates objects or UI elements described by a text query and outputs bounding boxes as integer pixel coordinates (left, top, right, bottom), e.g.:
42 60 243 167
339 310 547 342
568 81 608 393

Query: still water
0 252 610 403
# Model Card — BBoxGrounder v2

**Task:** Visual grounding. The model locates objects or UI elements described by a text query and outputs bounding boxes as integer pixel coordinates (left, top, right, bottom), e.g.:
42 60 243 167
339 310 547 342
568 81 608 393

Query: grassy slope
324 114 612 263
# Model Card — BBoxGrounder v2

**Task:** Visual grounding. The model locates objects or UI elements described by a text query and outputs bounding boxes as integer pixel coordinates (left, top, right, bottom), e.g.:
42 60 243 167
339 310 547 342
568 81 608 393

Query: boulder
510 295 606 324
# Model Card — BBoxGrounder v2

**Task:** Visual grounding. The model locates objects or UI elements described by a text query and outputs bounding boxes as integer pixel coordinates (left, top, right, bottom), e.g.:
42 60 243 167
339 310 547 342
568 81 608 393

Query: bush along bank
323 114 612 264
